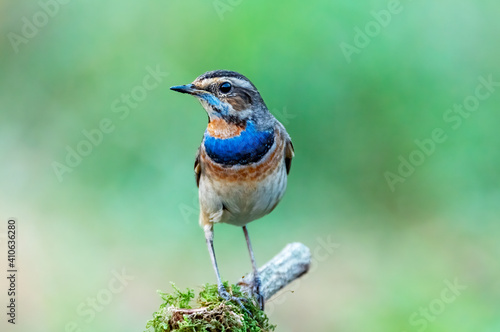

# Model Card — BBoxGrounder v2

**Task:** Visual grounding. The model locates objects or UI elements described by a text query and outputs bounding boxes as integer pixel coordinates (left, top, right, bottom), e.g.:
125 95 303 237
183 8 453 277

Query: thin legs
204 226 249 313
243 225 264 309
204 226 223 287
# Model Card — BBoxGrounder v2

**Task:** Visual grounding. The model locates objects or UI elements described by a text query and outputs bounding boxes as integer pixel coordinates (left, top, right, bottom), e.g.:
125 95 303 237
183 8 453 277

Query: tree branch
237 242 311 301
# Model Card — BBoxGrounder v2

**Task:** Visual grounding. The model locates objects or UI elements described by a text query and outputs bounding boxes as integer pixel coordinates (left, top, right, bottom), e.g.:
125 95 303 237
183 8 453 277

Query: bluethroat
170 70 294 310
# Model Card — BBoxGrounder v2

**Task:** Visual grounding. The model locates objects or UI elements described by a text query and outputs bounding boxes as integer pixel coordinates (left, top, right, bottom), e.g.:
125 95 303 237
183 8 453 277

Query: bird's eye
219 82 232 94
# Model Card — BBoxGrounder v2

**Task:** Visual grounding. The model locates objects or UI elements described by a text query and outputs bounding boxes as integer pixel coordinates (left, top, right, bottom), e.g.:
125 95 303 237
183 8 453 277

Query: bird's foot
218 284 251 316
252 275 265 310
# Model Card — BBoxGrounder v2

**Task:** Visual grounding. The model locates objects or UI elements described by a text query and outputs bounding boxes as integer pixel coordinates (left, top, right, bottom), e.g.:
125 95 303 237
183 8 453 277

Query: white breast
220 162 287 226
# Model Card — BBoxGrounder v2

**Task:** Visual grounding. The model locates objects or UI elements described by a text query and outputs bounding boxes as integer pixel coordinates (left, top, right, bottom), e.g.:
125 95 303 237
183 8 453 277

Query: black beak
170 84 200 95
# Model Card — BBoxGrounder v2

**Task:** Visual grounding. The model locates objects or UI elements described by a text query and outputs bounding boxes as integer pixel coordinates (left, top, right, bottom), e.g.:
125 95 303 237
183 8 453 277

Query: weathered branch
237 242 311 301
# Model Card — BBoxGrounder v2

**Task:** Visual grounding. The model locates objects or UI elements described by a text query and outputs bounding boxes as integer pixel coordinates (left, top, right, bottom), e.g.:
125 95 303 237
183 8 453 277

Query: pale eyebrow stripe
230 78 253 90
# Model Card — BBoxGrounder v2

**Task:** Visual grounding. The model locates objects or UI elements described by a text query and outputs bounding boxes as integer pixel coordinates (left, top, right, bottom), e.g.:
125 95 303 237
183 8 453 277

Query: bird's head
170 70 269 124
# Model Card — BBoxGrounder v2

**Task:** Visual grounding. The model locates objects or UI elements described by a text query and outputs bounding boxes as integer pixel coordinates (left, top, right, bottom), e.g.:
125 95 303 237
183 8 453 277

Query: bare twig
237 242 311 301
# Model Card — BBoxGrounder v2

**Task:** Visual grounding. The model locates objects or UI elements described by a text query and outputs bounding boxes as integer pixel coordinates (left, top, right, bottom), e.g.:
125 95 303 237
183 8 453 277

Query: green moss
145 282 276 332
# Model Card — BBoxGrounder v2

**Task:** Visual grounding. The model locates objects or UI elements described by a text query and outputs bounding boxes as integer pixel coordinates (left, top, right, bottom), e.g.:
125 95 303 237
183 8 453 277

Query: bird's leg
204 226 250 314
243 225 264 310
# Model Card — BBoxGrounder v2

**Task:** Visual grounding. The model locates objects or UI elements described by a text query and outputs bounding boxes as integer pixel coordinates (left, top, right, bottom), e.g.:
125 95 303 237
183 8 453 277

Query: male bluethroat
170 70 294 310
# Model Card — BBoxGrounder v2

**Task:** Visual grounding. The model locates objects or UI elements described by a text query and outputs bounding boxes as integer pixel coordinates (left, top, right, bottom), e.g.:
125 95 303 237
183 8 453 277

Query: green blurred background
1 0 499 331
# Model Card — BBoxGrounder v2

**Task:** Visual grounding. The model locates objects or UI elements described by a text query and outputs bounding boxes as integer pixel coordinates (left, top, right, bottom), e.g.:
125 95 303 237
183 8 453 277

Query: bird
170 70 294 310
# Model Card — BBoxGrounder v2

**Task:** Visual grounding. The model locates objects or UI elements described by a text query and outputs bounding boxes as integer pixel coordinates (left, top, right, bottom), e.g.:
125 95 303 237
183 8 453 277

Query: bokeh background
1 0 499 331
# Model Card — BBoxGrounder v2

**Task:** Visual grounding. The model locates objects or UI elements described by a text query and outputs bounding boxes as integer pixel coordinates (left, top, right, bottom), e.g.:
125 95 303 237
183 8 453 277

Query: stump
145 243 311 332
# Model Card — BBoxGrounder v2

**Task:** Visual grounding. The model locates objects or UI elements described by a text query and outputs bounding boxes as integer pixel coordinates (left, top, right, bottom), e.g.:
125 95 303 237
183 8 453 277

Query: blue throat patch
203 121 274 166
200 93 229 115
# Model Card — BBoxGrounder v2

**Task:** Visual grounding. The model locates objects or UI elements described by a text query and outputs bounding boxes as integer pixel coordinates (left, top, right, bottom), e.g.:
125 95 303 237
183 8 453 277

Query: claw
218 284 251 316
252 275 265 310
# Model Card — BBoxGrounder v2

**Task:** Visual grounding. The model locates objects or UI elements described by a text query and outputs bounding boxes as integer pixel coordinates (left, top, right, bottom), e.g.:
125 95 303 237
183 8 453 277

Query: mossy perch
146 243 311 332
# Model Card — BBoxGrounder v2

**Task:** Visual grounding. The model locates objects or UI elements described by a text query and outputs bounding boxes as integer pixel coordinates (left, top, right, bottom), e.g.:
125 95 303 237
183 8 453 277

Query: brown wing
194 148 201 187
285 139 294 175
